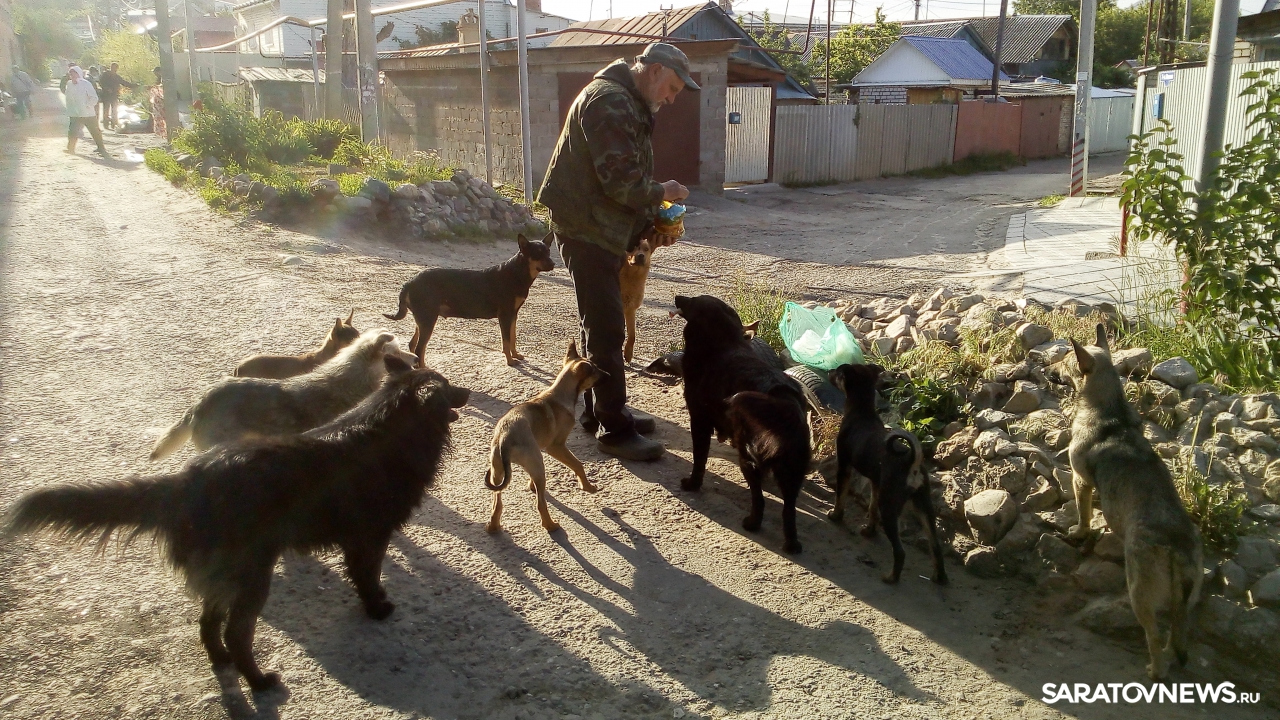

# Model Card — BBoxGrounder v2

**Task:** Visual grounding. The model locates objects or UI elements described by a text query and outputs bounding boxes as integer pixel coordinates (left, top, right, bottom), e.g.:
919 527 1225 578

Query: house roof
900 14 1074 65
548 3 711 47
904 36 1004 81
239 66 325 83
1238 8 1280 35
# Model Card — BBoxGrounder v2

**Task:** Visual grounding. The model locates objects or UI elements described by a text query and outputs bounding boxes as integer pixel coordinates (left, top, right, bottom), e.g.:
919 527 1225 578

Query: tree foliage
80 29 158 88
14 0 86 81
1121 69 1280 390
811 9 900 86
745 11 813 86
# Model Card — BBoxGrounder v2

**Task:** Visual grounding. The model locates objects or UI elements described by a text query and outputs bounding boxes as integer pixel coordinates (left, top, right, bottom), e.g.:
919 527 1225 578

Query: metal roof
899 14 1073 65
903 36 1005 82
900 20 968 39
548 3 711 47
239 66 325 83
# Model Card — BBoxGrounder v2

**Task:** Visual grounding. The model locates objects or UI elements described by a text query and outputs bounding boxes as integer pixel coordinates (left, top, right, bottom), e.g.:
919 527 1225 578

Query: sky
539 0 1269 26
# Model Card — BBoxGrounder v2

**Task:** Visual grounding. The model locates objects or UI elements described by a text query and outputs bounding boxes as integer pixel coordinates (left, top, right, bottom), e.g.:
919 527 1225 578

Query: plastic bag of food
778 302 864 370
654 201 686 238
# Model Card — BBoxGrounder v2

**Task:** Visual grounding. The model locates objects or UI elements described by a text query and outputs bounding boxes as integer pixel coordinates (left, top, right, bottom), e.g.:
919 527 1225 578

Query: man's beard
649 102 662 113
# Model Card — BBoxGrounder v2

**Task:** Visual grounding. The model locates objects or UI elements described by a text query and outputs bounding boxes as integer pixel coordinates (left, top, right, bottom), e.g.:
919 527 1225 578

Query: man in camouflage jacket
538 43 697 461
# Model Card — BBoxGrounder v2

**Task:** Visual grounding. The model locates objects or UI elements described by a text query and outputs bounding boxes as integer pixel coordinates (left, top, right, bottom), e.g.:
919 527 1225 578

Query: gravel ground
0 97 1269 720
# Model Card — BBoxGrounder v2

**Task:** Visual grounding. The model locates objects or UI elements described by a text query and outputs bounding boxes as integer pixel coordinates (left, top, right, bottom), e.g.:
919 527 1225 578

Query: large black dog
384 233 557 367
828 363 947 584
674 295 811 553
5 358 469 692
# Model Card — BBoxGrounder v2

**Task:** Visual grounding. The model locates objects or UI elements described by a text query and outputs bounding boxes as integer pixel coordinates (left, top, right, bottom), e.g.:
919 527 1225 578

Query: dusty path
0 96 1267 720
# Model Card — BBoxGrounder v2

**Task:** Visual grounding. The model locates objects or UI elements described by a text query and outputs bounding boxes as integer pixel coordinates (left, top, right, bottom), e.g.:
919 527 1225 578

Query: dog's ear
384 354 413 375
346 309 355 325
543 230 555 245
1095 323 1109 352
517 234 529 252
333 317 344 332
372 332 396 352
867 362 885 376
742 320 759 339
1071 338 1095 374
566 340 580 360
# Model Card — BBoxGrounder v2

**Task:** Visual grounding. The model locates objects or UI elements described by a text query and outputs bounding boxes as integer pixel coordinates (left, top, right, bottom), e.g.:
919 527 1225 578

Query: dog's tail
383 284 410 321
150 407 195 461
885 429 925 487
484 444 512 491
5 475 176 549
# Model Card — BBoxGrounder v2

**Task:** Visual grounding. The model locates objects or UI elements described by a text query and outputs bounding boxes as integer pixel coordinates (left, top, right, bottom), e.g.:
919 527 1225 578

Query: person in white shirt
63 66 108 156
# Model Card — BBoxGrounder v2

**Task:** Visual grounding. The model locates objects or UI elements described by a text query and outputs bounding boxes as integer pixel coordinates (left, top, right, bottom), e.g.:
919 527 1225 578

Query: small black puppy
6 358 469 692
385 233 556 366
674 295 810 553
829 363 947 585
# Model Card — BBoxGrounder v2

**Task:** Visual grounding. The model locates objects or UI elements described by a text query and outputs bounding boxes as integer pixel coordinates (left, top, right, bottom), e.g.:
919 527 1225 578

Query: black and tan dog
674 295 811 553
828 363 947 584
485 342 604 534
1067 325 1202 679
233 310 359 379
6 359 470 692
384 233 556 366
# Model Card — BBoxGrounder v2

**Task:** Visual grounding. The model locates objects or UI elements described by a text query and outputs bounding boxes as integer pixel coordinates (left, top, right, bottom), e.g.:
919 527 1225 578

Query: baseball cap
637 43 700 91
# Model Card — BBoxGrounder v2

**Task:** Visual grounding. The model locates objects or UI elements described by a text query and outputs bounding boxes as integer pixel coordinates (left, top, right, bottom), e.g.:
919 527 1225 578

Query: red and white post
1070 0 1098 197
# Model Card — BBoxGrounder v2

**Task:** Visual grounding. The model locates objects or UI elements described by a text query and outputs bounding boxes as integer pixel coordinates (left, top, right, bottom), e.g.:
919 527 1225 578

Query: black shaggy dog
828 363 947 585
384 233 557 367
674 295 811 553
5 357 470 692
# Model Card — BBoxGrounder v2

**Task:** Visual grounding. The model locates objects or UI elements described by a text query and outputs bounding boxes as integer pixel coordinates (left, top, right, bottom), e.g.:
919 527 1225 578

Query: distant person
10 65 35 120
97 62 136 130
150 66 167 138
63 66 109 157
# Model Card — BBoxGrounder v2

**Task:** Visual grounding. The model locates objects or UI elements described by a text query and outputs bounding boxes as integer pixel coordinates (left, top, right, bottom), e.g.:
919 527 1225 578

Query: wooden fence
771 103 956 185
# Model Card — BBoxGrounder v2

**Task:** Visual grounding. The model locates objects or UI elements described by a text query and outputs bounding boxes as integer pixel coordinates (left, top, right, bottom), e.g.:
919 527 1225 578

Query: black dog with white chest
6 358 470 692
829 362 947 584
385 233 556 366
674 295 811 553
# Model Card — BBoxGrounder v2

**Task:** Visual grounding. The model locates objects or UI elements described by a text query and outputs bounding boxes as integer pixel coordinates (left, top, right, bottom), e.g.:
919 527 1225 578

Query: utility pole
1183 0 1192 40
1154 0 1166 64
477 0 493 184
990 0 1008 98
1070 0 1097 197
1195 0 1241 206
354 0 380 141
824 0 831 103
914 0 921 21
325 0 344 119
1143 0 1155 65
154 0 180 140
183 0 199 101
516 0 533 202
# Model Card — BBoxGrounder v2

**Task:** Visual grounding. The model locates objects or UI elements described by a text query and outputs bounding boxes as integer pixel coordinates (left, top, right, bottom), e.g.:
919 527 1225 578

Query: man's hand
661 180 689 202
642 225 681 248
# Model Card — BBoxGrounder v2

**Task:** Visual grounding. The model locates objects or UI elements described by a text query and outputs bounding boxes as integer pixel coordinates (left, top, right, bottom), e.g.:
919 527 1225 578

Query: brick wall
858 86 908 104
382 53 729 192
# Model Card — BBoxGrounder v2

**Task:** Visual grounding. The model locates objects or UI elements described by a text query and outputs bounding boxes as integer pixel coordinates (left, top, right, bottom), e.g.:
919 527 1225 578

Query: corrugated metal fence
1087 95 1136 153
772 104 955 184
1136 60 1280 168
725 87 773 183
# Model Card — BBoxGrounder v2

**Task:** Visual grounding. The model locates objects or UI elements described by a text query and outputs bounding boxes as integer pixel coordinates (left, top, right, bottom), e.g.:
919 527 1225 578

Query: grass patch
195 177 235 209
911 152 1024 179
779 178 841 189
144 148 189 184
1174 459 1253 554
1039 194 1065 207
725 272 791 354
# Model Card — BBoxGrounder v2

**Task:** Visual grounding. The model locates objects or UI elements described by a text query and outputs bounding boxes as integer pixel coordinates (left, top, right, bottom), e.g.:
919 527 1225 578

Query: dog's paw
248 672 283 693
742 515 762 532
827 508 844 523
933 571 950 585
485 521 503 534
880 572 901 584
365 599 395 621
1066 525 1089 542
859 524 877 538
680 476 702 492
581 482 600 494
543 522 562 533
782 540 803 555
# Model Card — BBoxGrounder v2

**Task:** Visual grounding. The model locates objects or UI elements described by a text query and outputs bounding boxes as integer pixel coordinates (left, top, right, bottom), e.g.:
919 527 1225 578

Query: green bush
144 148 189 184
195 177 235 209
881 375 967 454
1173 460 1252 554
335 173 366 197
174 94 265 170
301 118 360 159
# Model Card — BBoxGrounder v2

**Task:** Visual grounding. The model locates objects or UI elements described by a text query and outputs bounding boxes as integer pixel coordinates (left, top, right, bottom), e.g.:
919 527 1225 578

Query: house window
536 27 548 33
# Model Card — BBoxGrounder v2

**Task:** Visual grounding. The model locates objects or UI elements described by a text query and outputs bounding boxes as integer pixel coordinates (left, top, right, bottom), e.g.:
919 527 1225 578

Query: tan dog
621 237 659 363
484 342 605 533
234 311 359 379
1068 324 1203 680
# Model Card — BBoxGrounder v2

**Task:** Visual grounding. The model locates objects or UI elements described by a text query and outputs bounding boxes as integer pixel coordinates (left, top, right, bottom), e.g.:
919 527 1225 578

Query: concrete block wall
859 86 908 104
694 57 728 192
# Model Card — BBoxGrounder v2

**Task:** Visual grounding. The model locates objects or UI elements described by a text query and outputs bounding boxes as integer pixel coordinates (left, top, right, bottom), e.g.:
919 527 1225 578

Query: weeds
725 272 791 353
1039 194 1065 207
1173 459 1252 554
144 148 188 184
911 152 1024 179
881 375 967 453
195 177 235 209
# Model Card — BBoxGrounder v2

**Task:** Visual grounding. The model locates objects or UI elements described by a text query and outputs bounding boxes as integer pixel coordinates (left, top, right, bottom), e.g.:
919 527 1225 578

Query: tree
14 0 86 81
80 29 158 88
812 8 901 86
745 11 813 86
398 20 459 49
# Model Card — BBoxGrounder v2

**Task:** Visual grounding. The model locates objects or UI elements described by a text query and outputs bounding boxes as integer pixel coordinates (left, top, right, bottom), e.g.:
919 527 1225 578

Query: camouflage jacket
537 60 664 257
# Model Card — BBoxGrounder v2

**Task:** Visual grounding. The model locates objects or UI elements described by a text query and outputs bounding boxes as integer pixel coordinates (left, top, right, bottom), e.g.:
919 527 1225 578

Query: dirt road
0 98 1265 720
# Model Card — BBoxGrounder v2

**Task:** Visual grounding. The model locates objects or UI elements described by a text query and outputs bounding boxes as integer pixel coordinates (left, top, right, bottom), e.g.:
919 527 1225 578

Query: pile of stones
808 287 1280 675
196 156 545 240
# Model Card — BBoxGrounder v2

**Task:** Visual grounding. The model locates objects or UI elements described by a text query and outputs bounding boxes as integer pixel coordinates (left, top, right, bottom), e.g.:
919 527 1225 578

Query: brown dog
484 342 605 533
621 237 660 363
233 311 359 379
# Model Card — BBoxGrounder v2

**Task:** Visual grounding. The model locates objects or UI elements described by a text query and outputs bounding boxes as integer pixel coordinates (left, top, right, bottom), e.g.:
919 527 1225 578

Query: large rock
971 382 1012 411
973 430 1017 460
1030 339 1072 365
1111 347 1153 377
1074 558 1127 594
884 314 913 340
974 409 1018 431
963 546 1007 578
1235 536 1280 577
392 182 419 199
1220 560 1249 599
991 362 1030 383
309 178 340 200
948 294 985 313
1017 323 1054 350
964 489 1018 545
1267 460 1280 502
933 426 978 469
1092 531 1125 563
1002 381 1042 414
1249 569 1280 608
1233 426 1279 454
359 176 391 203
996 513 1049 555
1037 533 1081 572
1241 397 1279 422
1150 357 1199 389
1077 595 1143 637
1022 478 1063 513
977 456 1029 495
341 195 373 215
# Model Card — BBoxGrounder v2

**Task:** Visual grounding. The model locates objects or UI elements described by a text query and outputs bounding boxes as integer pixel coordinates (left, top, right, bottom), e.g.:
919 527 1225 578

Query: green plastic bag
778 302 864 370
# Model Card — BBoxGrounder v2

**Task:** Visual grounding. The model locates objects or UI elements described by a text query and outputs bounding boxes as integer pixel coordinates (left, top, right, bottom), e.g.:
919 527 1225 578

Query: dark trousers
560 236 635 439
101 94 119 127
